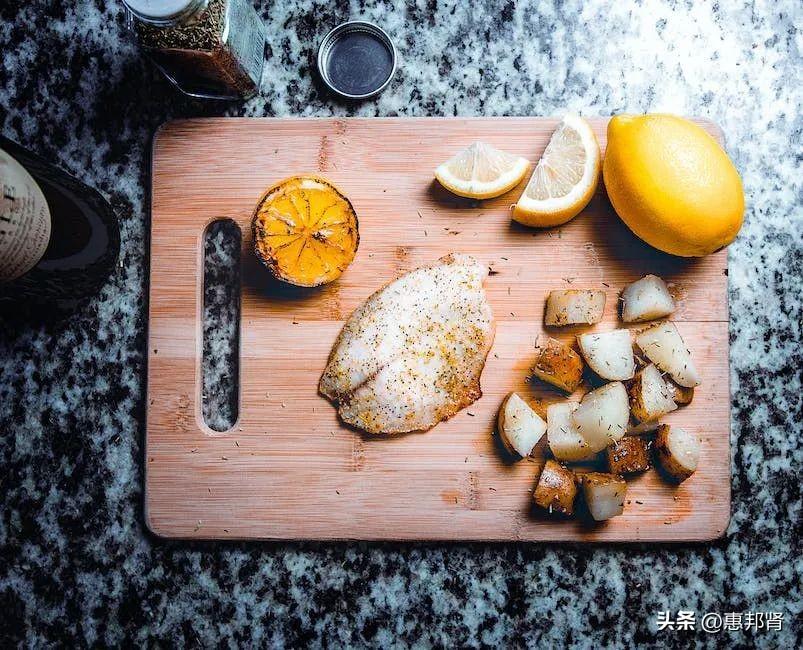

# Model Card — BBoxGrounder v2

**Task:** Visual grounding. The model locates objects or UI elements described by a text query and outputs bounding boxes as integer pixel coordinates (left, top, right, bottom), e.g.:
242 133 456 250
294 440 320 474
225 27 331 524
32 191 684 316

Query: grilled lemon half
252 175 359 287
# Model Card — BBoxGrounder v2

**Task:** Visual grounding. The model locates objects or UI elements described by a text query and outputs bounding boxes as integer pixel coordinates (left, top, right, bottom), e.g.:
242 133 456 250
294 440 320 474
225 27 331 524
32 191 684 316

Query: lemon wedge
512 115 600 228
435 141 529 199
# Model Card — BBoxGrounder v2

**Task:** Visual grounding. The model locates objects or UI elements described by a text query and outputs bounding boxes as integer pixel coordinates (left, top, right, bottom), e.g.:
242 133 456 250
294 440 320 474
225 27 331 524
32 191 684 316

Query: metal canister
317 21 397 100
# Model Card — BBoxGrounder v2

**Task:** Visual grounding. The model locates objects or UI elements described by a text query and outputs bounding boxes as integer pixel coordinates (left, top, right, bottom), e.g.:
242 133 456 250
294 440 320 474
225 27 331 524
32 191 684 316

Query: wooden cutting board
146 117 731 541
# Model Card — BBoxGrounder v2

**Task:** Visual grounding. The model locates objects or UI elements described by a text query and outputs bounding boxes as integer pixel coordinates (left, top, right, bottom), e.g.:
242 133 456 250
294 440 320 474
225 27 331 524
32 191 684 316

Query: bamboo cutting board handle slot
199 217 243 435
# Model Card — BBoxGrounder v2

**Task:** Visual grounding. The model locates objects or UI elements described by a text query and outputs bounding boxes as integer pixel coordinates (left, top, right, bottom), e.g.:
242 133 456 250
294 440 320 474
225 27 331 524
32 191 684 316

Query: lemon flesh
603 114 744 257
435 141 529 199
252 176 359 287
512 114 601 228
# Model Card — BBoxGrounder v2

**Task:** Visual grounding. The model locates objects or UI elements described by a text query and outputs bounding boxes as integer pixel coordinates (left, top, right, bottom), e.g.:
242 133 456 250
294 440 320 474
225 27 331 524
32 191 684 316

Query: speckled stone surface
1 0 801 647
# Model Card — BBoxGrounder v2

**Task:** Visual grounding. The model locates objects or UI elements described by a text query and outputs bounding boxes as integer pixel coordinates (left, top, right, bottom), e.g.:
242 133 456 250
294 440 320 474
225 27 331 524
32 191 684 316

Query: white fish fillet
320 253 495 434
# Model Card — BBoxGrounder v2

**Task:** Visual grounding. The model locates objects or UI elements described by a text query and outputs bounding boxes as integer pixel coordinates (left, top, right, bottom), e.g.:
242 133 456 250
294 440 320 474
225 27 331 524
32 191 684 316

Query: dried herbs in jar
123 0 267 100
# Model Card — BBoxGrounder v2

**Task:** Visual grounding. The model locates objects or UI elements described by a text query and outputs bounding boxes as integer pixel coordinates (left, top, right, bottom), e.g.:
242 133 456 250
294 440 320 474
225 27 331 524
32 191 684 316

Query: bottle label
0 148 52 282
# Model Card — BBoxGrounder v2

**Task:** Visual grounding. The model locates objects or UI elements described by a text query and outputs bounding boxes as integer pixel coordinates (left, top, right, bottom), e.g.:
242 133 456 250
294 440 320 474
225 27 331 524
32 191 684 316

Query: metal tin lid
122 0 207 24
317 22 397 100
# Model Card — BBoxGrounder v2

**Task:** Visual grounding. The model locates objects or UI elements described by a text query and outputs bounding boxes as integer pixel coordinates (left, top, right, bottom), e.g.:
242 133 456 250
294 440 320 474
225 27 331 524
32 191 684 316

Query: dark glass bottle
0 135 120 308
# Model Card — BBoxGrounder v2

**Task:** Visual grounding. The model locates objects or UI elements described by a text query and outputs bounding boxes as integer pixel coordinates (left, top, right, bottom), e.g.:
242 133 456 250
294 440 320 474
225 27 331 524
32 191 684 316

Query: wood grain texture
146 117 731 541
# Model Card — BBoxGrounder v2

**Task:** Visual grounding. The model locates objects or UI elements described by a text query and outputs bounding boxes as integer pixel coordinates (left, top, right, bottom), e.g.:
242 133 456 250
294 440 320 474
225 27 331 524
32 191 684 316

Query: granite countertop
1 1 801 646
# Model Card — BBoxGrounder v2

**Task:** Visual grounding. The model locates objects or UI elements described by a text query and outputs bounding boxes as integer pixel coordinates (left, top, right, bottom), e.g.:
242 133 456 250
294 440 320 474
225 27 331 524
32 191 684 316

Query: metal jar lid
122 0 208 25
317 21 397 100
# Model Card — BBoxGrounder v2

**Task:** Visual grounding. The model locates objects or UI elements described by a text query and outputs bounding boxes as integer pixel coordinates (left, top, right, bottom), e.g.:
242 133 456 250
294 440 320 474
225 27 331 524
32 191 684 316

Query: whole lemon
603 114 744 257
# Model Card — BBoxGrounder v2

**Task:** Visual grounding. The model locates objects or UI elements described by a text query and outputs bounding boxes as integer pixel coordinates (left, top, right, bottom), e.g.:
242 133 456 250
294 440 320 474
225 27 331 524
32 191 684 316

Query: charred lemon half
252 175 359 287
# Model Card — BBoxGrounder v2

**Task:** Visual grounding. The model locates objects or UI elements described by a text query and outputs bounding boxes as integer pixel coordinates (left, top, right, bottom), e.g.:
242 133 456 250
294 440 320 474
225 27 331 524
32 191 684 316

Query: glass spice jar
123 0 267 100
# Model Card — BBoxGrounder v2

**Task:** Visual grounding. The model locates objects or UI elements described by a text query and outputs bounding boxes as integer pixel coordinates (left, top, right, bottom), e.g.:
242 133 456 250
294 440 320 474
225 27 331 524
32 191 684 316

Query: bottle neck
124 0 210 26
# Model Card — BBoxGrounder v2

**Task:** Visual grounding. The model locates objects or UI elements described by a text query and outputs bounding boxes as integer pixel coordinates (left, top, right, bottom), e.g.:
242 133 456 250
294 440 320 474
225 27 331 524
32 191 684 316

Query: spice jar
123 0 267 100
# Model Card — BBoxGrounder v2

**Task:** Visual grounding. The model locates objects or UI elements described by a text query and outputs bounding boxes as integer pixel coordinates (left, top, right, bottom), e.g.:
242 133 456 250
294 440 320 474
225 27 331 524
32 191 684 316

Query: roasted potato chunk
545 289 606 326
577 329 636 381
620 274 676 322
581 472 627 521
497 392 547 458
531 335 584 393
627 363 678 423
655 424 700 482
668 379 695 405
529 398 549 420
571 381 630 451
635 321 701 388
606 437 652 475
626 420 661 436
533 459 578 515
546 402 596 462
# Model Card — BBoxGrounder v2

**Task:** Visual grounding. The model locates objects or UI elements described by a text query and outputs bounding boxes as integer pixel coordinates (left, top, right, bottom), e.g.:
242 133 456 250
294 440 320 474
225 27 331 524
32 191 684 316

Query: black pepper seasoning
123 0 266 100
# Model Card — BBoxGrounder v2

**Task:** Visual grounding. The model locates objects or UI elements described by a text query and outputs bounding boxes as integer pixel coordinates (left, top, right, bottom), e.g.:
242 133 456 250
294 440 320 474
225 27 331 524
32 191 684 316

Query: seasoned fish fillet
320 253 495 434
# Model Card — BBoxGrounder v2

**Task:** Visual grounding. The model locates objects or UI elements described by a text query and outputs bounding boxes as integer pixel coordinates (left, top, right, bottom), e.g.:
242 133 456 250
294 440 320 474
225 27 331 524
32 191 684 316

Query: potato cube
531 335 584 393
620 274 676 322
577 329 636 381
546 402 596 462
635 321 701 388
581 472 627 521
627 363 677 423
497 392 547 458
545 289 606 326
606 437 652 475
655 425 700 483
668 380 694 405
533 459 578 515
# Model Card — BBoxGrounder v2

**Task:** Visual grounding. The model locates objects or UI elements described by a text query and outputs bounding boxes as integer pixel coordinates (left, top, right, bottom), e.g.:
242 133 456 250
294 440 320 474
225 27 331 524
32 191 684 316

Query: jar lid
317 22 397 100
123 0 206 24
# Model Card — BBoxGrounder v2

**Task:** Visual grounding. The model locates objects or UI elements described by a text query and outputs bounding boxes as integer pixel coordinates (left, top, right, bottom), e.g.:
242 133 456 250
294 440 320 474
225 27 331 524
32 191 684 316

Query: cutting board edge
151 115 724 149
